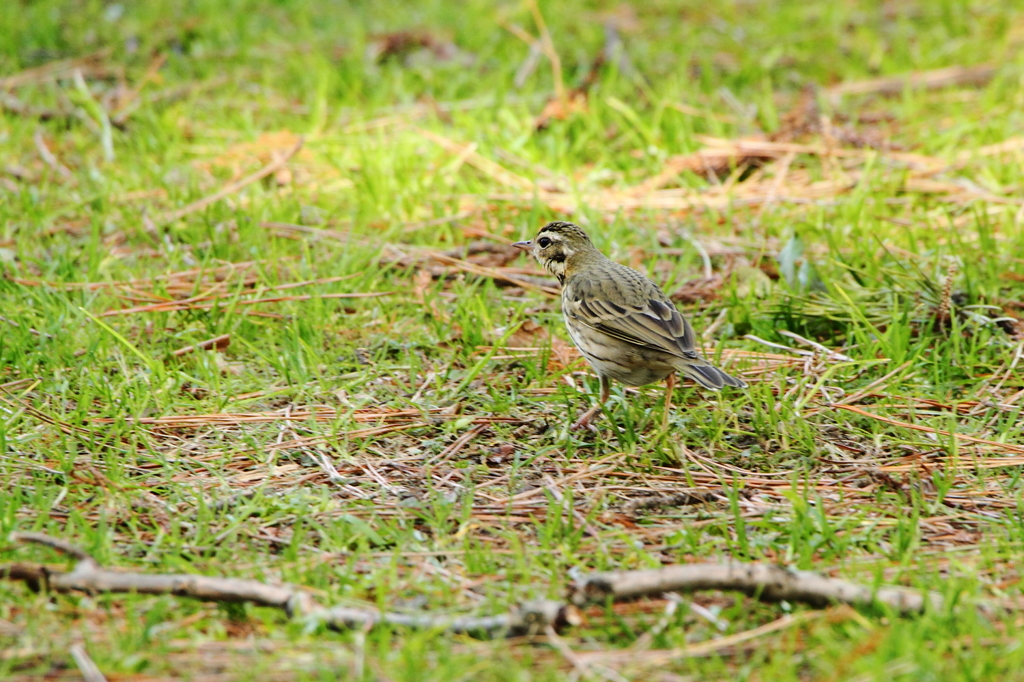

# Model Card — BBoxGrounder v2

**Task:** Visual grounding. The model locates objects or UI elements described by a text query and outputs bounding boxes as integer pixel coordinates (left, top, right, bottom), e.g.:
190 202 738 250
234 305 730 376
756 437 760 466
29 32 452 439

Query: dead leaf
671 275 725 304
534 91 589 129
507 319 549 348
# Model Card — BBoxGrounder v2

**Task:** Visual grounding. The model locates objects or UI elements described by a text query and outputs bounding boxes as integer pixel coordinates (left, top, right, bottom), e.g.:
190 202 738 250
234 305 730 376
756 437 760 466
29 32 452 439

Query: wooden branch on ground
826 63 998 100
69 642 107 682
172 333 232 357
12 531 94 561
570 562 943 615
5 532 990 645
2 532 575 638
313 600 578 637
5 532 317 615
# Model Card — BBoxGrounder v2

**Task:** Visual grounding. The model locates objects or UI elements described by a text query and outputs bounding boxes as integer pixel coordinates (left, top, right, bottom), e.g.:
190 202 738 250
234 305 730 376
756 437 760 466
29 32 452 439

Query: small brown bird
514 221 745 430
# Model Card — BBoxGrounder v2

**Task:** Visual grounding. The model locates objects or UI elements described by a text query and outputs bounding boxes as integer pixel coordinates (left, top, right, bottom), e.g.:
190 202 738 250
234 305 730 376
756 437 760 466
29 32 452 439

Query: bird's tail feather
679 361 747 390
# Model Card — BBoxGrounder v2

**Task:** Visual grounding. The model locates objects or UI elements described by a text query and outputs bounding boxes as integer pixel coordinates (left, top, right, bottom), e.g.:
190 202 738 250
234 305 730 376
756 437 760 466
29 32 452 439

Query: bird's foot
570 405 602 432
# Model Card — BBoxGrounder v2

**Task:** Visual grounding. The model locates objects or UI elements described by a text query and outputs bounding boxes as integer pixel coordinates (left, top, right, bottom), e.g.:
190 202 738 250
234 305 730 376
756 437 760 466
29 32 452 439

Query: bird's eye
537 237 551 248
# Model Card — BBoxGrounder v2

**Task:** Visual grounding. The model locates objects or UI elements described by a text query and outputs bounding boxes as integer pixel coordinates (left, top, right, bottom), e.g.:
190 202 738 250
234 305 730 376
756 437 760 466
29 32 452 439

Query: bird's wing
564 276 701 360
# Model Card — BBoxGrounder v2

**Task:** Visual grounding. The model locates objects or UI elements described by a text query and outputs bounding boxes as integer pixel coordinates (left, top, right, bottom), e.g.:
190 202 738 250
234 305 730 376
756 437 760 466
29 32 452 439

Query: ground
2 0 1024 680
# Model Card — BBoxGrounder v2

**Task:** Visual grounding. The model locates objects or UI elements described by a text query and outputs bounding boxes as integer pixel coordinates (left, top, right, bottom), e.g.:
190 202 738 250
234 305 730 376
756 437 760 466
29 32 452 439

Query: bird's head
512 221 595 283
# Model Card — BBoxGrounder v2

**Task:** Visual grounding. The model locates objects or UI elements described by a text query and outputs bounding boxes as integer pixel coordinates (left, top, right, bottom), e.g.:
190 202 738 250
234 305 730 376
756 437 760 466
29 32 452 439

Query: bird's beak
512 241 532 250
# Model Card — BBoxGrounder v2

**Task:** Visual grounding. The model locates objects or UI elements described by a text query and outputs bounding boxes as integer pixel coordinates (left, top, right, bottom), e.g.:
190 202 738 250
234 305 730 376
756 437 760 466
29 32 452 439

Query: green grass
2 0 1024 679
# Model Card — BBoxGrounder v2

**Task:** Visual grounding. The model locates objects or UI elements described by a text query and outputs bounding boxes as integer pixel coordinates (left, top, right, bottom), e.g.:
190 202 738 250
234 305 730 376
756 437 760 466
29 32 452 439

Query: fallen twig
69 643 107 682
313 600 579 637
7 532 317 613
171 334 231 357
569 562 942 615
776 330 854 362
826 63 998 100
3 532 576 638
2 531 1001 654
10 532 94 561
743 333 820 358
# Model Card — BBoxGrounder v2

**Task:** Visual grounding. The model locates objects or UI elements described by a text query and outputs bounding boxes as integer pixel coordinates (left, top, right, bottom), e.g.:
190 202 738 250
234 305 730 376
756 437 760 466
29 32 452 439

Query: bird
513 221 746 430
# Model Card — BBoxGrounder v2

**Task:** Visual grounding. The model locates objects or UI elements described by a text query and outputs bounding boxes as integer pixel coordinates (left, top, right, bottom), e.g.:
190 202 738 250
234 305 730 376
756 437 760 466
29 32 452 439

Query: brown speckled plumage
514 221 745 429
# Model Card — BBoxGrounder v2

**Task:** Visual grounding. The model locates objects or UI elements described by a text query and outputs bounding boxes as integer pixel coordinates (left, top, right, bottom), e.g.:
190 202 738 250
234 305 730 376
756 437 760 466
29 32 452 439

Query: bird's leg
662 372 676 430
572 375 610 431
